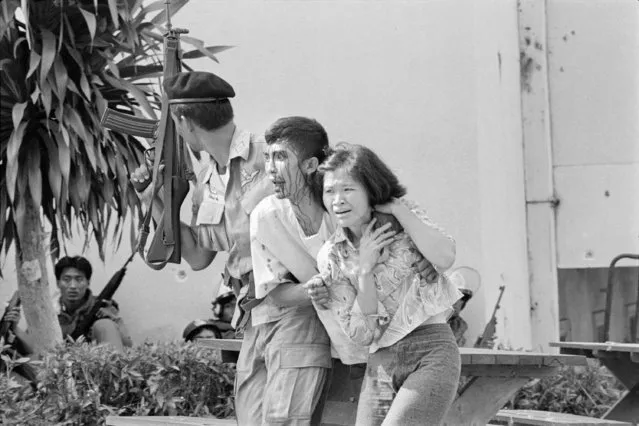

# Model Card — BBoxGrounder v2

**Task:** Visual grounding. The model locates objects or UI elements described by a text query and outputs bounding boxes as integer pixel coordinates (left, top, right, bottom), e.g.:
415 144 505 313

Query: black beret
164 71 235 104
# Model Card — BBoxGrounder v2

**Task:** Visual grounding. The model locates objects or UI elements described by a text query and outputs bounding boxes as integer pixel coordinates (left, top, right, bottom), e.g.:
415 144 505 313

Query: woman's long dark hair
320 143 407 233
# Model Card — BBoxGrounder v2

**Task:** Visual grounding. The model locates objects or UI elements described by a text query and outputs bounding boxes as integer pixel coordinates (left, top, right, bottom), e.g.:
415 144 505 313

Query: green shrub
504 361 625 417
0 342 235 425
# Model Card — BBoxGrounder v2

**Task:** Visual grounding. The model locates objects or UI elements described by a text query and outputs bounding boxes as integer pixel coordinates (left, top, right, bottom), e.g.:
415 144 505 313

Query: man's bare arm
267 282 312 308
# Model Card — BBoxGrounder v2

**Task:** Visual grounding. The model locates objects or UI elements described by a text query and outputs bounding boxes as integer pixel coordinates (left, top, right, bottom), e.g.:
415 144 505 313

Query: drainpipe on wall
518 0 561 353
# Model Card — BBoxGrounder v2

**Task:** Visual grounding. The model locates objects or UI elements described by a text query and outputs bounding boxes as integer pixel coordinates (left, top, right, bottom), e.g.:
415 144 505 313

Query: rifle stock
0 292 38 386
0 291 20 342
70 253 135 341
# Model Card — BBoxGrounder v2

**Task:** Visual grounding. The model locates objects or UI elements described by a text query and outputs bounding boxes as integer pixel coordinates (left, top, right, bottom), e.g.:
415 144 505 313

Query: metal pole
603 253 639 342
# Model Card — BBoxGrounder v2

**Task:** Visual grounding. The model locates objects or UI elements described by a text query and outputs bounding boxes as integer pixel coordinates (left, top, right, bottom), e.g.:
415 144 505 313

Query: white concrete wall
546 0 639 269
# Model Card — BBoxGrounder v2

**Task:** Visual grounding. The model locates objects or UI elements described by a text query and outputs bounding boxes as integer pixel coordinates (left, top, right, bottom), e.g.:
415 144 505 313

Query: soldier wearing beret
131 71 272 330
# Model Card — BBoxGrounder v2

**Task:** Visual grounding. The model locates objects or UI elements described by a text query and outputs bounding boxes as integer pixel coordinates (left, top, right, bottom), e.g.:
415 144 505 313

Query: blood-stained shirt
249 195 335 326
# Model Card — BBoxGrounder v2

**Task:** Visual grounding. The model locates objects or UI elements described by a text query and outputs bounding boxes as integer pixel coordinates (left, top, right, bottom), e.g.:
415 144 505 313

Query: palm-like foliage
1 0 229 266
0 0 229 350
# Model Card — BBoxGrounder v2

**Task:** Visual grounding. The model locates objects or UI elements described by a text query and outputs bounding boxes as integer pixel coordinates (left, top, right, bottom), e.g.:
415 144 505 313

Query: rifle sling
137 99 175 271
137 33 183 271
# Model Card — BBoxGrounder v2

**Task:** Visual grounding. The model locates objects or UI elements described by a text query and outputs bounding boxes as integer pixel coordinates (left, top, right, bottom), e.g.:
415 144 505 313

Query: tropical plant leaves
39 28 56 86
79 8 97 44
0 0 228 272
182 45 233 61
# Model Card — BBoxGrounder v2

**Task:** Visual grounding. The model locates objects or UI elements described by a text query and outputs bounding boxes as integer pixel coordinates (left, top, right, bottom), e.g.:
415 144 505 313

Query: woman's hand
358 218 396 276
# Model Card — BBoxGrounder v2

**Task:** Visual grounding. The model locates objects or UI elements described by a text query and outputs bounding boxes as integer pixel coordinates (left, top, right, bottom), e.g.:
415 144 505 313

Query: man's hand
304 276 330 310
2 306 21 324
414 257 439 283
96 300 120 322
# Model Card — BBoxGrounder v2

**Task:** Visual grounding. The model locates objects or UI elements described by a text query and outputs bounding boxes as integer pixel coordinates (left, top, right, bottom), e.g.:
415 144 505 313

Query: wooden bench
493 410 632 426
550 341 639 424
105 416 236 426
196 339 588 426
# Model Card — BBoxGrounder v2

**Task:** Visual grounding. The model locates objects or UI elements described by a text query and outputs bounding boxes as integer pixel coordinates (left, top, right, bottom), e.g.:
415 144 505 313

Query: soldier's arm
377 198 456 271
132 165 217 271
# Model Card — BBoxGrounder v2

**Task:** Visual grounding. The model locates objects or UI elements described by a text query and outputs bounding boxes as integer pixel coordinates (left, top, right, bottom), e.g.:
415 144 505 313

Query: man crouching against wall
235 117 332 426
55 256 133 351
4 256 133 355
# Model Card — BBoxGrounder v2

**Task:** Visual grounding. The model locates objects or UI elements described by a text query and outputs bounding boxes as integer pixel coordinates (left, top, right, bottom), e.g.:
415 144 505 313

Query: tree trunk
15 196 63 354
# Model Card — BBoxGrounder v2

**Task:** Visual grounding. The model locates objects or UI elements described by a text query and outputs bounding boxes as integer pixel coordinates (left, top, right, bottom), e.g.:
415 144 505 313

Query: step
105 416 236 426
494 410 632 426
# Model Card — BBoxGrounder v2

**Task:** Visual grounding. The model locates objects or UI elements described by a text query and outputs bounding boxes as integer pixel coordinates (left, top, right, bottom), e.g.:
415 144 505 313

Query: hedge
0 343 625 425
0 342 235 425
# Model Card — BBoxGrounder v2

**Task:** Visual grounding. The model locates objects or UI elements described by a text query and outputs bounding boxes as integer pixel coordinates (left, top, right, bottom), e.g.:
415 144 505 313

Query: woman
315 143 462 425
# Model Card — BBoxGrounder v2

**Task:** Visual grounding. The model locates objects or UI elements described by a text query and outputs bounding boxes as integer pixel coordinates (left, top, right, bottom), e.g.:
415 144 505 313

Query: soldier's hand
2 307 22 323
304 276 330 310
414 258 438 284
130 163 164 206
96 300 120 322
131 163 153 192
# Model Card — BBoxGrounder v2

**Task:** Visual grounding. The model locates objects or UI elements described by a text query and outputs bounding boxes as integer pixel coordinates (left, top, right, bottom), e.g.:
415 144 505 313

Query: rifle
101 0 191 270
0 291 21 344
474 285 505 348
0 291 38 386
70 252 136 341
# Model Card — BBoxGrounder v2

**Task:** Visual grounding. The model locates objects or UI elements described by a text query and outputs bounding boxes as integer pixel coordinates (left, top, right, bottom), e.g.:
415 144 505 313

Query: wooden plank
609 270 629 342
604 382 639 424
462 365 559 378
550 341 639 353
597 353 639 390
562 269 596 342
494 409 632 426
495 353 521 365
460 348 587 367
465 352 497 366
105 416 236 426
196 339 242 352
444 376 530 426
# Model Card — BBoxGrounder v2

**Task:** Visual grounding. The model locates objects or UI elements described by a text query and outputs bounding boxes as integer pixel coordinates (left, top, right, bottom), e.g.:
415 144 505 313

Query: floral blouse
316 199 462 353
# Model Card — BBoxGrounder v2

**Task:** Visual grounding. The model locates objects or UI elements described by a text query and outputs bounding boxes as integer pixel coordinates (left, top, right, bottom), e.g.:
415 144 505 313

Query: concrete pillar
473 0 534 350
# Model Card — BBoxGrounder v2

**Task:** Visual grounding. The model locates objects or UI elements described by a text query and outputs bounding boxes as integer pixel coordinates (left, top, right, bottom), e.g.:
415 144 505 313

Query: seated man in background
182 290 237 341
4 256 133 354
183 319 224 341
54 256 132 352
183 291 239 363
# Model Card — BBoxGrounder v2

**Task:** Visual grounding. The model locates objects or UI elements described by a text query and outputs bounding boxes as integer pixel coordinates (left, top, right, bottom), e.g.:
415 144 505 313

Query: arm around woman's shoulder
379 197 456 271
